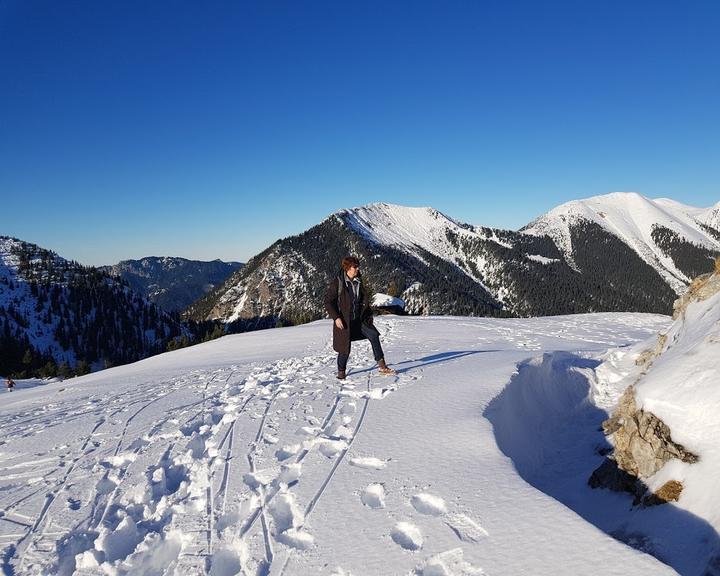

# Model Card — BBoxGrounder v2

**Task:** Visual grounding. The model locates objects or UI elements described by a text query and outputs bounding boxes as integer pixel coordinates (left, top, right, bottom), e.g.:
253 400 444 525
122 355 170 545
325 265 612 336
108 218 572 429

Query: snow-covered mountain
192 194 720 328
101 257 243 313
522 192 720 292
0 237 186 376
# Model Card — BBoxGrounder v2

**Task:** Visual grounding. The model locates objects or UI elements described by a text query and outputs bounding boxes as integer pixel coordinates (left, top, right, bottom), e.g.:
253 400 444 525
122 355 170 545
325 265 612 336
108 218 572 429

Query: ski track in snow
0 314 673 575
0 320 428 575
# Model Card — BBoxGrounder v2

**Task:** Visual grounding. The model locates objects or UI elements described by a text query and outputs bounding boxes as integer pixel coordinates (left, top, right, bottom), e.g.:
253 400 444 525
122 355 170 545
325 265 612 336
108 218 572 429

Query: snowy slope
338 204 471 261
337 203 516 292
522 192 720 291
0 237 77 364
632 278 720 532
0 313 685 576
655 198 720 232
333 204 489 296
700 203 720 231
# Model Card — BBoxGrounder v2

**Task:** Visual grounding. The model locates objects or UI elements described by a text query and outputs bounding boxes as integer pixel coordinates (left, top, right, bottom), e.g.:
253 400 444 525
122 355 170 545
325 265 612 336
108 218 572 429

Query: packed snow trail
0 315 678 575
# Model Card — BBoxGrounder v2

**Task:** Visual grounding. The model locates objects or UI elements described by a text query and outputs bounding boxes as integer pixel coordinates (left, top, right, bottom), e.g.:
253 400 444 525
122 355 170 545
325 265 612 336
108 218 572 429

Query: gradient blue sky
2 1 719 265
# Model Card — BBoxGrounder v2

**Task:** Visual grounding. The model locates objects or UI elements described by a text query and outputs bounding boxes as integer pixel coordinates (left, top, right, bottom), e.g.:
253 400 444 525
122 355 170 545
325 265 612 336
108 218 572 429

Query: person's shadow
349 349 500 376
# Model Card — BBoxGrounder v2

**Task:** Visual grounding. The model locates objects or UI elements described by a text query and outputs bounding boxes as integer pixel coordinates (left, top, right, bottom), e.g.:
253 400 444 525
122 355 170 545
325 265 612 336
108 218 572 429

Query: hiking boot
337 370 346 380
377 359 396 375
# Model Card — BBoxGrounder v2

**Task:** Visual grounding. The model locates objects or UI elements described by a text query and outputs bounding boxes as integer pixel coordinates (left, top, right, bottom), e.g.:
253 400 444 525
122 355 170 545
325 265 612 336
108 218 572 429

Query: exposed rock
591 272 707 506
601 386 636 436
590 265 720 504
591 383 699 501
642 480 683 507
672 261 720 320
634 333 667 368
613 391 698 478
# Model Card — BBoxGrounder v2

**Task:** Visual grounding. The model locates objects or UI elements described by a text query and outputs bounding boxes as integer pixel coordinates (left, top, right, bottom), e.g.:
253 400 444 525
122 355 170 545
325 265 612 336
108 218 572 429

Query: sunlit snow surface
0 314 684 576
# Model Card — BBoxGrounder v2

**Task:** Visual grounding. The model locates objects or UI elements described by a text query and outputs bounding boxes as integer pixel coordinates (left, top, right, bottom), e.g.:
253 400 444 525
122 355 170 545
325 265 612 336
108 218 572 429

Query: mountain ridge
189 192 719 329
100 256 243 313
0 237 186 377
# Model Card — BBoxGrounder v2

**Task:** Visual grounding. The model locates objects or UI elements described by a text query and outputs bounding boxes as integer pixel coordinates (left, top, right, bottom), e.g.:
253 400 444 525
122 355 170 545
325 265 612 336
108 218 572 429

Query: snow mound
372 292 406 309
486 283 720 576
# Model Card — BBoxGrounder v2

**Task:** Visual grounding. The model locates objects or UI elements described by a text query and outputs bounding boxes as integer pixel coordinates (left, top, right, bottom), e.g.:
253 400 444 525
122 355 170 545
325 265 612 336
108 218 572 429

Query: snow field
0 314 677 575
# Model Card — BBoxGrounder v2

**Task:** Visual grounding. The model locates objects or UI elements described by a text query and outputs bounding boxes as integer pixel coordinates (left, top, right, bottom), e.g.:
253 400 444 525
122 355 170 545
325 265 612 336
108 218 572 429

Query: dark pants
338 322 384 372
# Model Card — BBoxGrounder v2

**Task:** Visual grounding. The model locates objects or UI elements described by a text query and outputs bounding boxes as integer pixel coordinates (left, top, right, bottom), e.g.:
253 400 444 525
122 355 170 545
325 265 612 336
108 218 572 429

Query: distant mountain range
4 193 719 377
0 237 187 377
100 257 243 313
187 193 720 329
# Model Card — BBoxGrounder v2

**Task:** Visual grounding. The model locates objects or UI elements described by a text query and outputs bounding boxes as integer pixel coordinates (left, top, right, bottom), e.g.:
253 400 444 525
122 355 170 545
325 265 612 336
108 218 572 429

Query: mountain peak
334 203 469 253
523 192 720 291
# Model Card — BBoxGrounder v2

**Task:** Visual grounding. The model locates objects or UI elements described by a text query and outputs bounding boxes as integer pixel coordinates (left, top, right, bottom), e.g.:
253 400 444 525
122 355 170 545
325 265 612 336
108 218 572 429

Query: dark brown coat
324 273 376 355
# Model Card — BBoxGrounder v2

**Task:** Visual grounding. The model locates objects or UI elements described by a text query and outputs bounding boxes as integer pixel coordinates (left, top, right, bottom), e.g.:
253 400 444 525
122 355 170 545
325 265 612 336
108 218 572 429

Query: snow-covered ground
2 313 697 576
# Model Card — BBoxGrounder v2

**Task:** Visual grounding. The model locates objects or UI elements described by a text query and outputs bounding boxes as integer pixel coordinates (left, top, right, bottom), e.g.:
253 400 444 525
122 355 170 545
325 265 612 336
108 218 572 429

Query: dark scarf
344 273 362 320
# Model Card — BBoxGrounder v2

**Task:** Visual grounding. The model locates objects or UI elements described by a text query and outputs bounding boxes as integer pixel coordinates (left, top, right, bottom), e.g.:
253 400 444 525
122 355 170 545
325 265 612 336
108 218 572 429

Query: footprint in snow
319 439 348 459
415 547 485 576
269 491 315 550
444 513 489 543
411 493 447 516
360 483 386 509
349 456 389 470
264 434 279 445
324 421 354 441
391 521 423 551
276 528 315 550
340 401 357 416
275 444 301 461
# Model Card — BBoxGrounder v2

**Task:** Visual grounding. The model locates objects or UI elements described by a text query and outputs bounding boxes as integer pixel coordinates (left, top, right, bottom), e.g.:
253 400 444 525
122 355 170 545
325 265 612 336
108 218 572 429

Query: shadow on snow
483 352 720 576
348 350 501 377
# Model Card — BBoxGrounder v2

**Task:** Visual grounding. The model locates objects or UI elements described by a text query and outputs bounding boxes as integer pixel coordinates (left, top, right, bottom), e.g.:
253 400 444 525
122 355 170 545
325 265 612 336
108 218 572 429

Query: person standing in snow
5 377 15 391
324 256 395 379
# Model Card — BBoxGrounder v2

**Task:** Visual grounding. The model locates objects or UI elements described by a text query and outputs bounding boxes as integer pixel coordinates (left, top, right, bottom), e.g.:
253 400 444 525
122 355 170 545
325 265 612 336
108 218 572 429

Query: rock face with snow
591 385 699 502
191 195 720 329
590 260 720 508
101 257 242 312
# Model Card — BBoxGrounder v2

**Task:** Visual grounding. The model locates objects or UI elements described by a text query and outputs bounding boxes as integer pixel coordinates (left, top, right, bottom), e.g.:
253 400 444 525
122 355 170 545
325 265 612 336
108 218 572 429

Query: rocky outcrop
671 257 720 320
590 384 699 504
587 261 720 505
601 386 699 478
590 386 699 504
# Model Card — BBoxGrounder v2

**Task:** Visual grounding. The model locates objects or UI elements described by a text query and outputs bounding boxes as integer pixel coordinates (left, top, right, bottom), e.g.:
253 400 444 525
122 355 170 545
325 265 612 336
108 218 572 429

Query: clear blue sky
1 0 719 265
